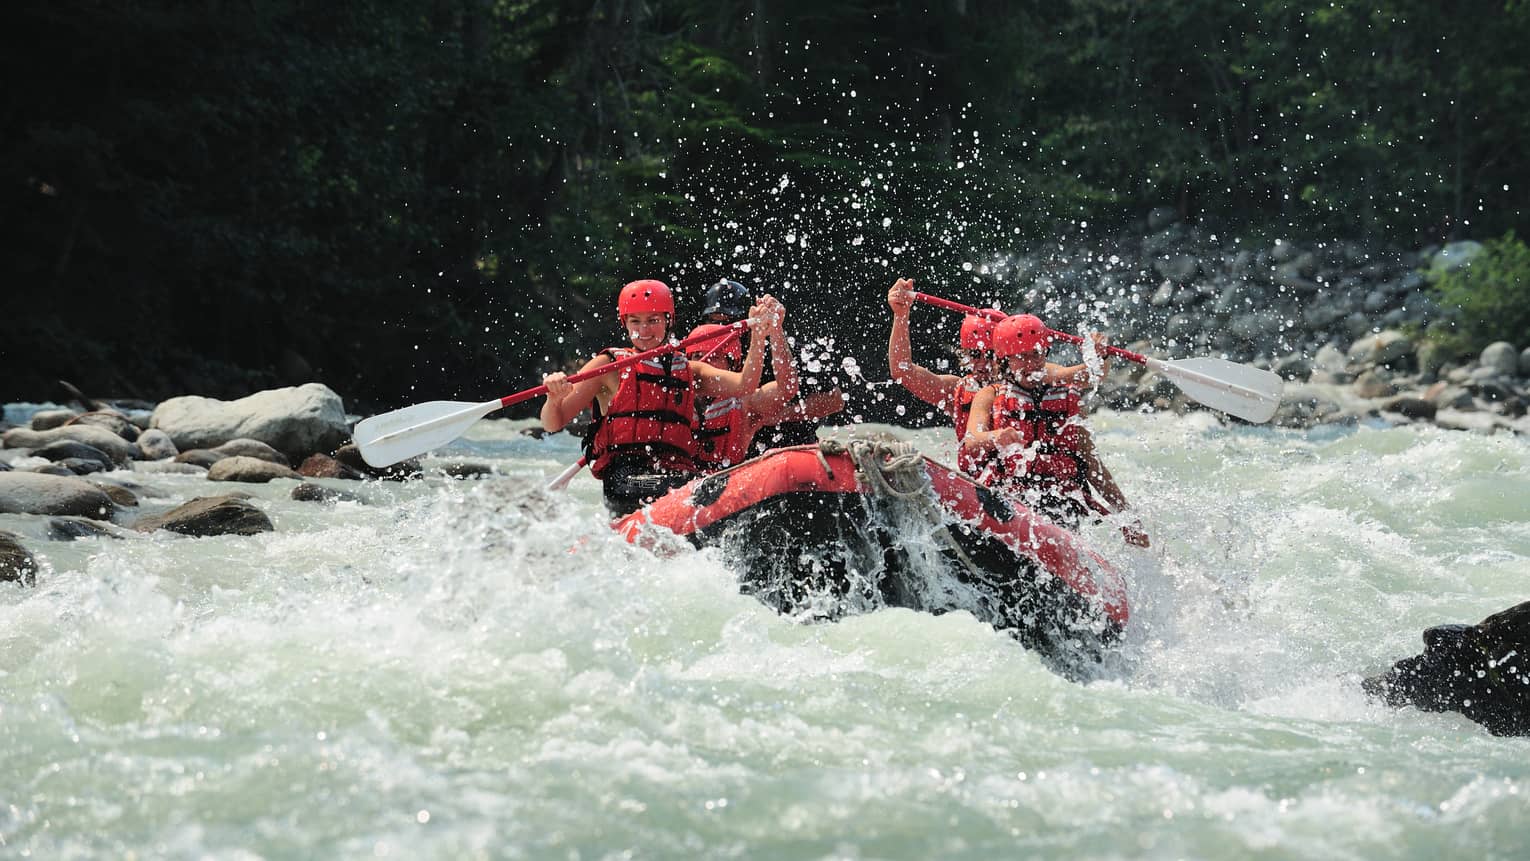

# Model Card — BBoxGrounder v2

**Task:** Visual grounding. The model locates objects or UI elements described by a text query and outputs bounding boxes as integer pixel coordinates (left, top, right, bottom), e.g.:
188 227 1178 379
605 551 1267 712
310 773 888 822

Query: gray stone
88 481 139 508
1150 281 1176 307
1344 312 1373 340
150 383 348 462
47 517 126 541
137 428 178 460
1347 330 1414 368
30 409 79 431
206 456 302 484
1 425 139 464
1153 254 1200 284
33 440 114 468
1303 300 1348 329
210 438 290 466
56 457 106 476
1381 396 1437 421
0 530 38 586
0 472 116 520
1273 353 1312 381
1354 370 1397 399
64 411 139 441
1363 290 1391 313
1480 342 1520 378
175 449 228 468
291 482 364 504
133 495 273 537
1165 313 1200 340
1430 240 1485 275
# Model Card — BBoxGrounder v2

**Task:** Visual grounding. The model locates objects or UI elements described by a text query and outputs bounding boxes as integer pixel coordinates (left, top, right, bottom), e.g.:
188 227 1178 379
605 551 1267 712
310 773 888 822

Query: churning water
3 411 1528 858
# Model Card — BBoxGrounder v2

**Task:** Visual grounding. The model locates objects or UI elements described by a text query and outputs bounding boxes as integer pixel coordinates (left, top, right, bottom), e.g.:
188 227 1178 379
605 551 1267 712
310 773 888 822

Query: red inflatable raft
615 442 1129 674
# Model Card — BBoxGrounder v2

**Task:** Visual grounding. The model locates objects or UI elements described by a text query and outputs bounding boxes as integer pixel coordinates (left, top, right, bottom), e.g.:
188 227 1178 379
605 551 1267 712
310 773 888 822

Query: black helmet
701 279 751 322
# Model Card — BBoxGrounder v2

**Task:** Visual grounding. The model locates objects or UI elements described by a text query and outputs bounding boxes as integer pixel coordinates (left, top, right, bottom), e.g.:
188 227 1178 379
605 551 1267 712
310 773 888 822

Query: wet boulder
206 456 301 483
210 438 290 466
150 383 348 462
64 410 140 442
48 516 126 541
30 409 79 431
0 472 117 520
0 530 38 585
2 425 139 465
137 428 178 460
174 449 228 469
290 482 364 504
133 495 273 536
33 440 115 471
333 443 422 480
88 481 139 507
1363 601 1530 737
297 453 367 480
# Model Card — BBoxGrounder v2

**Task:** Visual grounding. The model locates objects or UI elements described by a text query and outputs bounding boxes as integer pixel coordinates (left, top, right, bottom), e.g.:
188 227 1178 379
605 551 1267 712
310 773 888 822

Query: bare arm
887 277 959 408
1044 333 1113 387
960 386 1019 453
695 296 783 400
1075 430 1149 547
540 354 615 431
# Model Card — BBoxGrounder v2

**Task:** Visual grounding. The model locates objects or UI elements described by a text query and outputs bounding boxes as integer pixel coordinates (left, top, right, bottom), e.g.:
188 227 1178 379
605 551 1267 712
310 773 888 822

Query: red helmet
993 314 1053 357
684 323 742 363
959 314 996 351
617 279 675 318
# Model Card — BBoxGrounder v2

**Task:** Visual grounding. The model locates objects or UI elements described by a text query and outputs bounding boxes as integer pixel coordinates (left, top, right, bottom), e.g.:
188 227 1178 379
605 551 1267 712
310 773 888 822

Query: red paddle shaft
499 319 753 410
910 292 1146 365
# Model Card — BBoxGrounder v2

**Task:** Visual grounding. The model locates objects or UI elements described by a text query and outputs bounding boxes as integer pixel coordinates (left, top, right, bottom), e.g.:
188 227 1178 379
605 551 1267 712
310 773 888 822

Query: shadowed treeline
4 1 1527 413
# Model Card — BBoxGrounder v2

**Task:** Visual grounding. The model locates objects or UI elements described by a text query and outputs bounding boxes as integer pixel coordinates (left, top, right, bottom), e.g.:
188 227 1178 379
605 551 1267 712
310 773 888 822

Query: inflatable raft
615 440 1129 674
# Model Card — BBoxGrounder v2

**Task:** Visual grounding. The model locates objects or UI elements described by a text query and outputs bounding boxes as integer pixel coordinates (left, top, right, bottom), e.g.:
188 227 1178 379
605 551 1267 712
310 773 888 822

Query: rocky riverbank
998 210 1530 434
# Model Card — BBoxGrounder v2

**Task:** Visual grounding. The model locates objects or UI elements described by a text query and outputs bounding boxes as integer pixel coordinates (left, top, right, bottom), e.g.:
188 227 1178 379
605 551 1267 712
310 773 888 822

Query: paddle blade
545 458 585 491
354 399 501 467
1150 357 1284 424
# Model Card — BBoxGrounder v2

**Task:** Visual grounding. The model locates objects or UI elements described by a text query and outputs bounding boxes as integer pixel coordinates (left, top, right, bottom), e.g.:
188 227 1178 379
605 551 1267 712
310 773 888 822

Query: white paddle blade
354 399 502 467
1150 357 1284 424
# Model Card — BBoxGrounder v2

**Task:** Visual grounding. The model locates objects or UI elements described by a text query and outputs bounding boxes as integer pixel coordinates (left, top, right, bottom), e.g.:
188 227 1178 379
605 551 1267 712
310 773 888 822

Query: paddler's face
962 349 994 381
624 313 669 350
1004 350 1047 383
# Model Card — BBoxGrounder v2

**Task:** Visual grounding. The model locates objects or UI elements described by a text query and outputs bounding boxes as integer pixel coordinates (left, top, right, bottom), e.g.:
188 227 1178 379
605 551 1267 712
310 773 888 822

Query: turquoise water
2 413 1528 858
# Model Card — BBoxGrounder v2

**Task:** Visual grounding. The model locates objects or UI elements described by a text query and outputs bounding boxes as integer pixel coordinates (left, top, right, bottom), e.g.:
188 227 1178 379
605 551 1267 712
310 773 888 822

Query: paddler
539 279 785 516
686 313 802 471
885 277 1096 476
700 277 846 454
962 313 1149 547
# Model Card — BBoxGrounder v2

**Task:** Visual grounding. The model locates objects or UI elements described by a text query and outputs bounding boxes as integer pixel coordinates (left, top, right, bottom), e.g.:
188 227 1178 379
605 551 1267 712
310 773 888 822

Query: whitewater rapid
2 410 1527 858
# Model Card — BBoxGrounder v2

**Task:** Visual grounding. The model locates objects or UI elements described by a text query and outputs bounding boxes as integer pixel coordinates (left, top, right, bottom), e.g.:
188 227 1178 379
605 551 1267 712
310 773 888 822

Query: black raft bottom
691 490 1122 677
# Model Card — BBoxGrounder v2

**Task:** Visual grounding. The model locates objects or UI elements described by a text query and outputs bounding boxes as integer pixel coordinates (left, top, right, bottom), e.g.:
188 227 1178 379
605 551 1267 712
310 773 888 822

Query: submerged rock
133 495 273 536
297 454 367 480
290 482 363 504
136 428 179 460
0 530 38 585
1364 601 1530 737
48 516 126 541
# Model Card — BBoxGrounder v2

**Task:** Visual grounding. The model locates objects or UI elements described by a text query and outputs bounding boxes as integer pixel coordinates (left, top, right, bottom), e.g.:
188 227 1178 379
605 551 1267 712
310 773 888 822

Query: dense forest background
5 0 1528 415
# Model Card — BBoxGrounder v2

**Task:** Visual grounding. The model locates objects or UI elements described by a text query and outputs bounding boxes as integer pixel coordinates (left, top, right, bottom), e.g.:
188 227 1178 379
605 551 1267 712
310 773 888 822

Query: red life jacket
586 347 699 479
986 383 1087 492
694 395 753 471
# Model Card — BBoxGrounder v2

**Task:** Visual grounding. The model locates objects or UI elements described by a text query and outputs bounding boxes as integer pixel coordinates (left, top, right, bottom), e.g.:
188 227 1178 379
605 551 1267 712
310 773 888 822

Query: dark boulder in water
0 530 38 585
1364 601 1530 737
133 495 273 536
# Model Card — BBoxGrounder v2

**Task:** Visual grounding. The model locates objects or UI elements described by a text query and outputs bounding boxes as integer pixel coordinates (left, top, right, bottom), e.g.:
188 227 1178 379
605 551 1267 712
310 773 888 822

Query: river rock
133 495 273 536
435 461 496 479
88 481 139 507
206 456 301 483
1363 601 1530 737
64 411 139 441
1481 342 1520 378
297 454 367 480
210 438 290 466
1 425 139 464
30 463 75 477
290 482 363 504
175 449 228 468
0 530 38 586
1353 370 1397 399
1430 240 1485 275
0 472 116 520
47 517 126 541
33 440 114 470
1381 396 1436 421
333 443 422 480
150 383 348 462
137 429 178 460
56 457 107 476
1347 330 1414 368
30 409 79 431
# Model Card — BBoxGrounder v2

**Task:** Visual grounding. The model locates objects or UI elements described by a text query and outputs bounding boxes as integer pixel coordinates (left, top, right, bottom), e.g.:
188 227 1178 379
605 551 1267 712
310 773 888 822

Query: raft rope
816 438 985 578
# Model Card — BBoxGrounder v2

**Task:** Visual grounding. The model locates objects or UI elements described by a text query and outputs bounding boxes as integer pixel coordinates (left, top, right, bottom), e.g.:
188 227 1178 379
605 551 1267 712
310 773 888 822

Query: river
2 409 1527 858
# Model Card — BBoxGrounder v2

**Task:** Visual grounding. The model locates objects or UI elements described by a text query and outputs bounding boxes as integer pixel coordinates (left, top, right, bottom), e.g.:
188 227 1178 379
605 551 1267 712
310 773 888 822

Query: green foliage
2 0 1528 409
1429 232 1530 355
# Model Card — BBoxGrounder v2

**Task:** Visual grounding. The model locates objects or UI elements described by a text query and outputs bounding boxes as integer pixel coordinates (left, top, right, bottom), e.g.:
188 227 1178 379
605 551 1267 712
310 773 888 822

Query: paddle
911 292 1284 424
355 320 753 468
